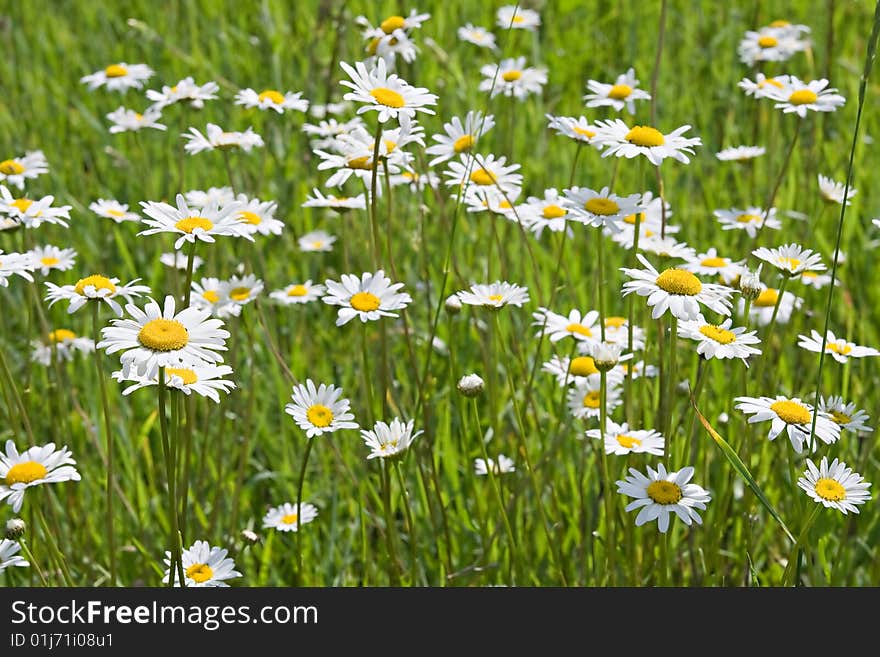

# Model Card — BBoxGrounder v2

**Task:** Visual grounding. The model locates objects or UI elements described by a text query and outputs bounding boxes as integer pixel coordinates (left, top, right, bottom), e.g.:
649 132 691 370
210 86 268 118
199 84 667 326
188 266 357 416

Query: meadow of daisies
1 0 879 588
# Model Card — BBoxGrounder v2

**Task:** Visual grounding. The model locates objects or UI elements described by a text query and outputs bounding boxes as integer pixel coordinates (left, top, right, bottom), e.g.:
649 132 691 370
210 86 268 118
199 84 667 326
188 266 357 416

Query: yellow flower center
49 329 76 343
287 284 308 297
573 126 595 138
623 212 645 225
736 214 761 224
758 78 784 89
606 316 626 328
625 125 665 147
202 290 219 303
699 324 736 344
347 156 372 170
238 211 262 225
165 367 198 385
0 160 25 175
502 70 522 82
566 323 593 337
815 478 847 502
829 410 851 426
789 89 818 105
40 257 60 266
487 294 504 303
74 275 117 296
608 84 633 100
770 400 811 425
175 216 214 233
104 64 128 78
370 87 405 108
106 209 125 218
753 288 779 307
655 269 702 295
769 20 790 27
380 15 406 33
5 461 48 486
700 257 727 268
584 197 620 215
512 15 525 23
778 257 801 270
826 342 852 356
185 563 214 583
616 434 642 449
646 480 683 504
229 287 251 302
453 134 475 153
10 198 32 212
281 513 299 525
138 319 189 351
306 404 334 427
570 356 599 377
350 291 381 312
582 390 601 408
310 241 324 249
542 204 566 219
258 90 285 105
470 168 497 186
382 139 398 153
758 35 778 48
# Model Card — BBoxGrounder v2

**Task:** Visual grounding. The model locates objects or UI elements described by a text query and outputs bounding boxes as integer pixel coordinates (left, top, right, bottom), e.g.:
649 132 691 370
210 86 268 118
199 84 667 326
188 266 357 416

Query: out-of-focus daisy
753 243 825 277
817 173 856 205
183 123 264 155
737 27 809 66
361 417 422 460
225 274 263 310
0 151 48 189
0 539 28 572
593 119 702 166
797 329 880 363
112 362 235 403
80 62 154 91
738 73 791 99
26 245 76 276
714 206 781 237
567 380 623 420
146 76 219 110
31 329 95 366
389 169 440 191
302 188 367 213
602 315 646 350
234 88 309 114
444 153 522 199
532 307 600 344
583 67 651 114
262 502 319 532
608 192 676 247
184 187 236 209
160 251 204 271
616 359 657 380
457 281 530 309
89 199 140 224
678 316 762 365
734 395 841 453
546 114 601 146
616 464 711 533
0 441 80 513
270 280 326 306
518 189 576 237
45 274 150 316
98 295 230 378
298 229 336 252
0 251 34 287
479 57 547 100
234 196 284 237
190 277 231 317
621 254 734 321
302 116 365 150
683 249 744 285
765 77 846 117
741 286 803 326
716 145 766 162
798 457 871 515
458 24 497 50
425 111 495 166
0 187 71 229
139 193 251 250
586 420 665 456
475 455 516 475
563 186 643 232
543 354 598 387
165 540 241 587
285 379 358 438
340 58 437 128
497 5 540 30
106 106 166 133
819 396 872 434
323 270 411 326
638 235 696 261
798 270 836 289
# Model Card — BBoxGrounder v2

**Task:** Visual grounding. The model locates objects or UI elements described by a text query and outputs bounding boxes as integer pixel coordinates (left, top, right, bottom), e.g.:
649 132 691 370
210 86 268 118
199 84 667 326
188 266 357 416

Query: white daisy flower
146 76 219 110
531 307 600 343
479 56 547 100
678 316 762 365
734 395 841 453
444 153 523 200
234 88 309 114
583 67 651 114
112 362 235 403
89 199 140 224
601 315 646 350
0 151 48 189
80 62 154 91
106 106 166 133
165 540 241 587
189 277 234 317
0 187 71 229
616 359 657 379
225 274 263 309
312 145 386 188
546 114 602 146
819 396 872 434
302 116 365 150
262 502 319 532
798 270 836 289
234 196 285 237
765 77 846 117
457 281 530 309
737 27 808 65
26 245 76 276
45 274 150 316
797 329 880 363
302 188 367 212
753 243 825 277
683 249 744 285
361 417 422 460
638 235 696 261
183 187 236 209
798 457 871 515
298 229 336 253
358 10 431 35
567 380 623 420
425 111 495 166
817 173 856 205
98 295 230 379
183 123 264 155
592 119 702 166
160 251 204 271
285 379 358 438
457 24 497 50
586 420 665 456
30 328 95 366
339 58 437 128
607 191 677 247
620 253 735 321
716 145 766 161
542 354 624 388
0 251 34 287
389 169 441 191
563 186 643 232
0 539 29 572
323 270 411 326
364 27 420 67
740 286 803 326
497 5 540 30
518 189 576 237
474 454 516 475
139 193 252 251
270 280 326 306
616 464 711 533
714 206 781 237
738 73 791 99
0 440 80 513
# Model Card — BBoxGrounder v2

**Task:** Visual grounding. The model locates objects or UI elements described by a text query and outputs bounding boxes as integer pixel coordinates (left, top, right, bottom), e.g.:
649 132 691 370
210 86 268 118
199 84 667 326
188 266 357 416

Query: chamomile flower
542 354 624 388
0 441 80 513
475 455 516 476
738 73 791 100
340 58 437 128
30 329 95 366
0 151 48 189
298 230 336 252
583 67 651 114
146 76 219 110
98 295 230 378
616 464 711 533
323 270 411 326
182 123 264 155
45 274 150 316
563 186 643 232
621 254 735 321
26 245 76 276
593 120 702 166
190 278 233 317
586 420 665 456
518 189 576 237
302 188 367 212
678 317 762 364
285 379 358 438
497 5 540 30
160 252 204 271
106 106 166 133
234 196 285 237
262 502 319 532
608 192 676 247
683 249 744 285
0 539 28 572
740 286 803 326
716 146 766 161
545 114 601 146
798 270 835 289
532 307 600 343
817 174 856 205
80 62 154 91
89 199 140 224
638 235 696 261
165 540 241 587
0 187 71 229
798 457 871 515
0 251 34 287
425 111 495 166
234 88 309 114
457 281 530 309
389 169 441 191
139 193 251 251
479 57 547 100
797 329 880 363
458 24 497 50
753 243 825 277
602 315 646 350
765 77 846 117
270 281 326 306
444 153 523 199
567 380 623 420
357 10 431 36
737 27 808 66
734 395 841 453
224 274 263 309
112 362 235 403
183 187 236 209
616 359 657 379
361 418 422 460
819 396 873 434
714 207 781 237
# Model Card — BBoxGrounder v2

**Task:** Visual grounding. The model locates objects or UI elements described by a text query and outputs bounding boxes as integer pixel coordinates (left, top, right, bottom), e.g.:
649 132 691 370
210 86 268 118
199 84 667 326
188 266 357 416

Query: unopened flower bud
241 529 260 545
445 294 462 315
457 373 484 397
5 518 26 540
739 264 763 300
591 341 621 372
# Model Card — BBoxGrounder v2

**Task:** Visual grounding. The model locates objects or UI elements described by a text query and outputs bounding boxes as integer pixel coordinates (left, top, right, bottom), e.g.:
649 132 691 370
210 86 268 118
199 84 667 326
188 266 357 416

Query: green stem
182 240 197 307
599 370 616 585
381 460 401 585
91 303 116 586
369 121 383 269
158 369 183 587
294 437 315 585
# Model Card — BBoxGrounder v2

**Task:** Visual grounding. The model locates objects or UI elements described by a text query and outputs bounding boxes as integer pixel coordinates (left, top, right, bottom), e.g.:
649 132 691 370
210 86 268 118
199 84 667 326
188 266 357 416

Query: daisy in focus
583 67 651 114
479 57 547 100
285 379 358 438
797 329 880 363
593 120 702 165
765 77 846 117
113 362 235 403
0 151 48 189
263 502 319 532
234 88 309 114
0 441 80 513
45 274 150 316
235 196 285 237
361 418 422 460
322 270 411 325
616 464 711 533
531 307 599 343
89 199 140 224
798 457 871 515
425 111 495 165
183 123 264 154
80 62 154 91
139 193 251 251
457 281 530 309
165 540 241 587
586 420 665 456
340 58 437 127
518 189 576 237
475 455 516 476
270 281 326 306
819 396 873 434
734 395 841 453
444 153 522 200
562 186 643 232
678 317 762 365
817 173 856 205
752 243 825 277
567 380 623 420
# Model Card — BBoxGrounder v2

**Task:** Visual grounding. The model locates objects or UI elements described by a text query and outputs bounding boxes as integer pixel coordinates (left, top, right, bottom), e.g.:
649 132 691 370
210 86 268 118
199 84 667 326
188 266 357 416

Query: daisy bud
5 518 26 540
241 529 261 545
739 264 763 300
445 293 463 315
457 373 484 397
590 341 621 372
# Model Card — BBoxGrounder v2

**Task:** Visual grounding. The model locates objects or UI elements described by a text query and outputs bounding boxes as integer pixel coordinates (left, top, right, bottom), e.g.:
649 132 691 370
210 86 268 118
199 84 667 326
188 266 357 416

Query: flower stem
599 370 616 584
381 460 401 585
91 303 116 586
294 436 315 585
368 121 383 269
182 240 197 307
158 369 184 586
